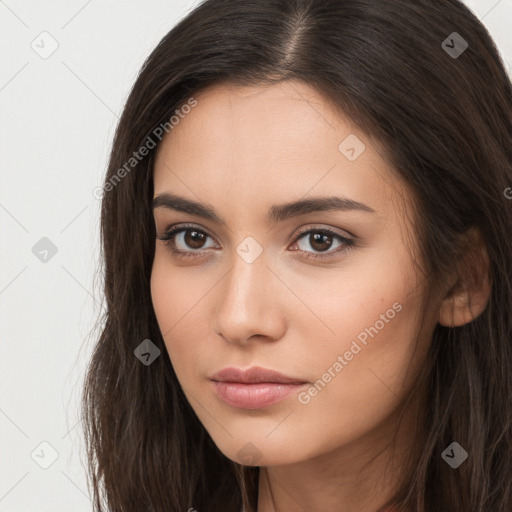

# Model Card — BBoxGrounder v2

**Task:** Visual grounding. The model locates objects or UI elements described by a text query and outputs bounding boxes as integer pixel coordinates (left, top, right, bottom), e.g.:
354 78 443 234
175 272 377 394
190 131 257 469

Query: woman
82 0 512 510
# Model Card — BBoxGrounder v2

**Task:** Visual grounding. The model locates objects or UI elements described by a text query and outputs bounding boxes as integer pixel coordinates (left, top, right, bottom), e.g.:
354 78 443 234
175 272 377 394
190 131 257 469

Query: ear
438 227 492 328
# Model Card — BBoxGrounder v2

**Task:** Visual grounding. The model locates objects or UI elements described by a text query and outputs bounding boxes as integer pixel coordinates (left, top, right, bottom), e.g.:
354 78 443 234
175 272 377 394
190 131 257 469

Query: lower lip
211 380 307 409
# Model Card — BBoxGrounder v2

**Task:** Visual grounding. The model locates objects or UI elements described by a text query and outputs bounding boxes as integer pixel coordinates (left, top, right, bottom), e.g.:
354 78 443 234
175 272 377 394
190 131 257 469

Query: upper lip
209 366 308 384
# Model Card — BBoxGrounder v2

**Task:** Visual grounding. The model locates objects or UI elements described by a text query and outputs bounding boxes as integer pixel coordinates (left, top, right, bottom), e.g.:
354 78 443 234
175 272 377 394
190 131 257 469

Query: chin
210 432 314 467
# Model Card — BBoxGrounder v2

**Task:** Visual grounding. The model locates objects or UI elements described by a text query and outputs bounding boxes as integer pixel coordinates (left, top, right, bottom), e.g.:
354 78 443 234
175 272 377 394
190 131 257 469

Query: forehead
156 80 363 169
153 80 410 229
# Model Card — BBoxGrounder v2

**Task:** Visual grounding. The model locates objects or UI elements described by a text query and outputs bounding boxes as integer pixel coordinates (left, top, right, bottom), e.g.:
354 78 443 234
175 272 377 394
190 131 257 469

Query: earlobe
437 229 492 328
438 288 488 327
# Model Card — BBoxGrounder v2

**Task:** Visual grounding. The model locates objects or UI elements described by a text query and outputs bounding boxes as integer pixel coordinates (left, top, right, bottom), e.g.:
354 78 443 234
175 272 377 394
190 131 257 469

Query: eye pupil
310 232 332 252
185 230 206 249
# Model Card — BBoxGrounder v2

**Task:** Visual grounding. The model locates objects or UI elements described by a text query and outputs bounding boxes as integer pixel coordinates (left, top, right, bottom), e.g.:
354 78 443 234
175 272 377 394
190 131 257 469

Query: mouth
209 366 309 409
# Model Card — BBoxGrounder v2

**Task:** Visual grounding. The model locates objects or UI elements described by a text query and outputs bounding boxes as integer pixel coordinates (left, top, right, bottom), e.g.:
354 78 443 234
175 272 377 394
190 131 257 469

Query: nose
213 249 287 346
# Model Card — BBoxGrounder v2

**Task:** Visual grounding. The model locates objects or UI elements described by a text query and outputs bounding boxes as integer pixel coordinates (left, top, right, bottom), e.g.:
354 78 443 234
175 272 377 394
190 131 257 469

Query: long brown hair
81 0 512 510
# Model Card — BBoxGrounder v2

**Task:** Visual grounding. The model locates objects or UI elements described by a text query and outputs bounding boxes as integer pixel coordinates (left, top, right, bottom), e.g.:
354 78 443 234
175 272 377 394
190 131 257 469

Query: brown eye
307 232 334 252
183 229 208 249
156 224 217 258
290 227 356 260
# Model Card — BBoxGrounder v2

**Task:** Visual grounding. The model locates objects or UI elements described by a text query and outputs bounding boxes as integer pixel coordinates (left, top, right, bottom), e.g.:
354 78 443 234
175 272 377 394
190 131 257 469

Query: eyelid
156 222 353 242
156 222 217 243
292 223 355 240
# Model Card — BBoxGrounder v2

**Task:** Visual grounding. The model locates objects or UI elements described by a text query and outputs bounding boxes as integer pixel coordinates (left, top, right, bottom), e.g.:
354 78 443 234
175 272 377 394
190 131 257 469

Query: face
150 80 438 467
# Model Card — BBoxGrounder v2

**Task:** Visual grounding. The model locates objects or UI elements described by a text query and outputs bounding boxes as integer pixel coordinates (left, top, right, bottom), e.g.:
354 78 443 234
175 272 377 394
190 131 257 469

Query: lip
210 366 307 384
209 366 308 409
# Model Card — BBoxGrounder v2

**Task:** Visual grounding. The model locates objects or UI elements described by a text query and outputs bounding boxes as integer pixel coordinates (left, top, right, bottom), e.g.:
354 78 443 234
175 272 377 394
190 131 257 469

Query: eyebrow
152 192 377 224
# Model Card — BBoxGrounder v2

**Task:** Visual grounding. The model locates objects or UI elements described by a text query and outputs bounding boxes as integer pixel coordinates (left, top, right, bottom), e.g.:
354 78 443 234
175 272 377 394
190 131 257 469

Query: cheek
289 291 424 456
150 257 172 332
150 257 186 365
150 252 210 333
286 258 416 353
293 257 423 402
150 254 211 378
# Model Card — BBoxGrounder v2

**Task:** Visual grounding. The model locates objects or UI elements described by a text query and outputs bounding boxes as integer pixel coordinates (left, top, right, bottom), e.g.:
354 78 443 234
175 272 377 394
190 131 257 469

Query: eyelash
156 223 356 261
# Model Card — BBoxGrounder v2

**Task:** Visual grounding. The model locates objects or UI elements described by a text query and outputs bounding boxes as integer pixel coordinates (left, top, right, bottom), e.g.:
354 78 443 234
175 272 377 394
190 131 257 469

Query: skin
150 80 491 512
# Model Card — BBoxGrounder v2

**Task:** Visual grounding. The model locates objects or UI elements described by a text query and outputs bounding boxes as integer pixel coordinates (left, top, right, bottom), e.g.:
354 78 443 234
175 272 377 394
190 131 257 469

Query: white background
1 1 511 510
